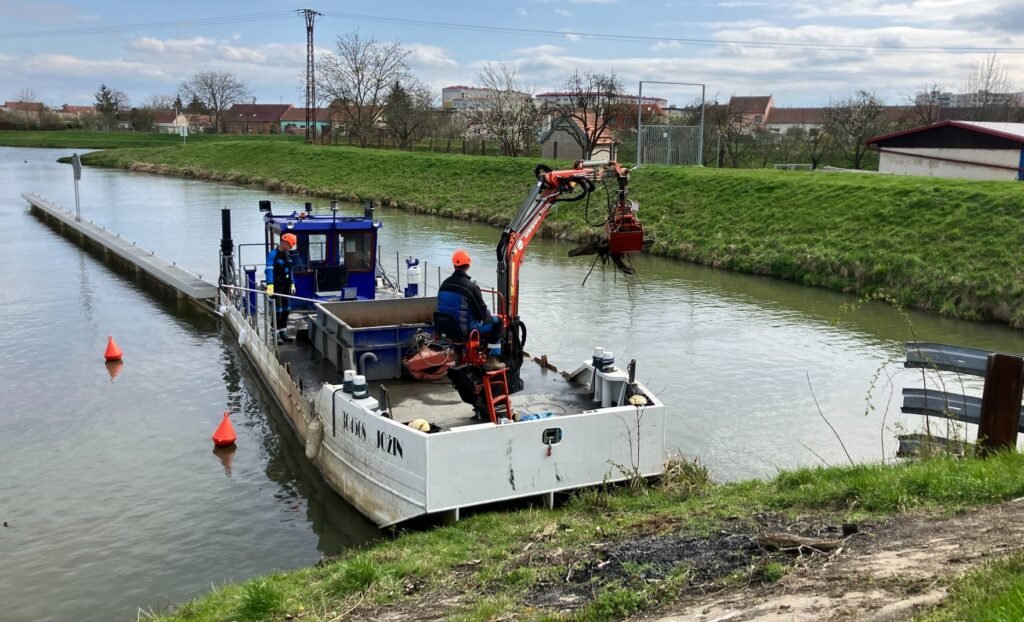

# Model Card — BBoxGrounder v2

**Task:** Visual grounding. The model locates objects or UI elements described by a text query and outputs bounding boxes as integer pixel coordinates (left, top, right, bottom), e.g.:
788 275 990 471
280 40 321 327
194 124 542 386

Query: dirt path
646 499 1024 621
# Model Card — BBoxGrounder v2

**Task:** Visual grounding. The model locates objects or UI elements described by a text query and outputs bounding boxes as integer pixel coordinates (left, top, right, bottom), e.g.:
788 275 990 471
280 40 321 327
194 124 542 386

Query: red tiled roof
767 107 825 124
150 111 178 124
280 107 331 122
728 96 772 114
225 104 293 123
61 104 96 114
4 101 46 112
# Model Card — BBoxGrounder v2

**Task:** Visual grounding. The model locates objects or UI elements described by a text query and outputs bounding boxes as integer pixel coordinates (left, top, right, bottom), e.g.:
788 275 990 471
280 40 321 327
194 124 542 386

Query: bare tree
705 98 755 167
544 70 624 159
178 71 252 133
804 127 832 169
906 84 945 126
823 90 889 169
14 88 36 102
146 93 178 111
961 54 1020 121
463 63 537 157
382 79 434 150
317 32 410 147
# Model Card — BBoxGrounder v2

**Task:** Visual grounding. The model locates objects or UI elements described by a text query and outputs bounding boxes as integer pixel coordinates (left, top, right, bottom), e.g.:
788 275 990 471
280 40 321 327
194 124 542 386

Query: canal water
3 146 1023 621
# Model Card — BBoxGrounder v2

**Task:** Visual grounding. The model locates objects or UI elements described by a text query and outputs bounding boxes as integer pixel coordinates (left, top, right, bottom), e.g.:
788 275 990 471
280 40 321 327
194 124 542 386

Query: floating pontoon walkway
24 193 218 310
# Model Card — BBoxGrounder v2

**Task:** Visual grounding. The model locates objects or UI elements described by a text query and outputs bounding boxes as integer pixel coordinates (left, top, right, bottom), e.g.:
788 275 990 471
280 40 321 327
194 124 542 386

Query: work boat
216 161 667 527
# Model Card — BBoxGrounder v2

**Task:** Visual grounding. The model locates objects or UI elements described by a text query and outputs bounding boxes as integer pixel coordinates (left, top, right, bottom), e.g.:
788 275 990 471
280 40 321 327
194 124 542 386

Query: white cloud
405 43 459 71
516 7 528 16
129 36 217 56
564 33 582 42
651 40 683 50
790 0 999 24
218 45 267 64
515 44 568 55
555 9 574 16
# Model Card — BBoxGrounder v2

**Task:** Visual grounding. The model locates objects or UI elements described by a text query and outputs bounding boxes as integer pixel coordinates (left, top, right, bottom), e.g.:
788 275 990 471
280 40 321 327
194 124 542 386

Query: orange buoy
212 411 237 447
104 336 123 362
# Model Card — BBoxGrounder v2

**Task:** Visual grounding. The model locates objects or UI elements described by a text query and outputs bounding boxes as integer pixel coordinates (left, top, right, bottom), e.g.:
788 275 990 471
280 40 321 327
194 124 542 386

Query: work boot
483 356 506 371
277 330 294 344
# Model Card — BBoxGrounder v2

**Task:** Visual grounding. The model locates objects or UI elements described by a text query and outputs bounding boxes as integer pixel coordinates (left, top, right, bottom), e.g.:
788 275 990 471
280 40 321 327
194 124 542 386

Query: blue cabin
261 201 381 306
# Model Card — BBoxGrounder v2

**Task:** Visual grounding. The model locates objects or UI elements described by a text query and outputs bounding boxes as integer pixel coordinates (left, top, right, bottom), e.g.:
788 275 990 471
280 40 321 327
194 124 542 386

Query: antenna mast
299 9 321 144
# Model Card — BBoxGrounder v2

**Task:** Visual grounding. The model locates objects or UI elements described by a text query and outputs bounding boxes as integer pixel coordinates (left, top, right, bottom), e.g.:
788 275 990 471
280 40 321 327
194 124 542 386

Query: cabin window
307 234 327 263
340 232 372 271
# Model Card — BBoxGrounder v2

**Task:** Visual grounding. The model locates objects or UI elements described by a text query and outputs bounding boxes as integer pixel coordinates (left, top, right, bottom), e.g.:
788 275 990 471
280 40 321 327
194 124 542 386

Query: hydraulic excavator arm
495 159 648 391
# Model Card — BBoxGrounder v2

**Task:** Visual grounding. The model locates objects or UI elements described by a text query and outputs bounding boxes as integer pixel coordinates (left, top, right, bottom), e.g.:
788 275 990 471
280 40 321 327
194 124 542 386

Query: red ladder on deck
481 368 512 423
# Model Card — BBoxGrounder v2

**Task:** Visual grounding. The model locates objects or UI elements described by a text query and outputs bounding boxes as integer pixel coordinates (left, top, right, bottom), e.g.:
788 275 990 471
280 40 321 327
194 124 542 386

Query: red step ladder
481 368 512 423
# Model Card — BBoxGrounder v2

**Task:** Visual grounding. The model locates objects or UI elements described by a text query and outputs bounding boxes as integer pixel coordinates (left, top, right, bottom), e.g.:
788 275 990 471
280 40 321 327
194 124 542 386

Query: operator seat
433 312 467 343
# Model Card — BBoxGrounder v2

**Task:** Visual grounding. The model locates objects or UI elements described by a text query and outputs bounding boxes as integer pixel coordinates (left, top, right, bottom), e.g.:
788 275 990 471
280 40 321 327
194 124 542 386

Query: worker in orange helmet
437 249 505 370
265 232 298 342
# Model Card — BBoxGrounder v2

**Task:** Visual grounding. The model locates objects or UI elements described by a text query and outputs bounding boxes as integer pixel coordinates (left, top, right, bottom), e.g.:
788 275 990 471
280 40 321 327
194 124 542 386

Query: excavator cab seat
433 312 468 343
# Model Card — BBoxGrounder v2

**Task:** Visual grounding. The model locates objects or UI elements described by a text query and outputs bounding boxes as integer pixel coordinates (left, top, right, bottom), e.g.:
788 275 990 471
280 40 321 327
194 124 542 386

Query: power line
1 8 1020 55
0 11 295 41
319 10 1024 55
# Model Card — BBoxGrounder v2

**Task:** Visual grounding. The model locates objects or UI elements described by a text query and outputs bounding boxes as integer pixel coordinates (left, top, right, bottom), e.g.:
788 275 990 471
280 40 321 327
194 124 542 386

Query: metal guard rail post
902 342 1024 451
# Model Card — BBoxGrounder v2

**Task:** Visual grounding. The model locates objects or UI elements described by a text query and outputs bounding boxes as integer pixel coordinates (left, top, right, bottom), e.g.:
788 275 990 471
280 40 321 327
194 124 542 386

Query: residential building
867 120 1024 181
223 104 293 134
538 114 616 161
534 92 667 109
441 86 531 111
727 95 773 129
152 111 189 134
280 107 333 135
765 107 826 133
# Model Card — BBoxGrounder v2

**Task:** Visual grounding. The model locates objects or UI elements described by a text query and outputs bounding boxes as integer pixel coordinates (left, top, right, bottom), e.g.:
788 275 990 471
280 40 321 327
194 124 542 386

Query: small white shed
867 121 1024 181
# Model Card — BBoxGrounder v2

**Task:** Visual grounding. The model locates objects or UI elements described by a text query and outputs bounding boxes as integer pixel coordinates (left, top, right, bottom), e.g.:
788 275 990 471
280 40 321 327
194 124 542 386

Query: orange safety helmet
281 233 298 247
452 249 471 268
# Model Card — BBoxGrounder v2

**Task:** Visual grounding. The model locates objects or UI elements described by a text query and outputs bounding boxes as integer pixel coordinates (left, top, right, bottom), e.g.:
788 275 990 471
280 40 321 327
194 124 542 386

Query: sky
2 0 1024 110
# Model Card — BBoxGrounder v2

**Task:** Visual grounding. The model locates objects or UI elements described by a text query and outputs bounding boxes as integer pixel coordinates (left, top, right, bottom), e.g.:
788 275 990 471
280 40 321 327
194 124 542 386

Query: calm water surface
3 146 1023 621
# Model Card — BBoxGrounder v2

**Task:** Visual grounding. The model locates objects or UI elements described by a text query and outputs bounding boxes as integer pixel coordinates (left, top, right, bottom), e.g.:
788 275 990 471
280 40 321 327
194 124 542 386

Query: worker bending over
438 249 505 371
266 232 297 342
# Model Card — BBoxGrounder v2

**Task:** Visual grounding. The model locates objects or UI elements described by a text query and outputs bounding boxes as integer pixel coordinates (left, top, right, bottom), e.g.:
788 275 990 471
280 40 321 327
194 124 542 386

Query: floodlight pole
636 80 706 167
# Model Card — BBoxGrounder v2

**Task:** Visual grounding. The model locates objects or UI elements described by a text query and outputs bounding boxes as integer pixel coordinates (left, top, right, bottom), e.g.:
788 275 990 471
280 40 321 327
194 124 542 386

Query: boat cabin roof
265 213 380 234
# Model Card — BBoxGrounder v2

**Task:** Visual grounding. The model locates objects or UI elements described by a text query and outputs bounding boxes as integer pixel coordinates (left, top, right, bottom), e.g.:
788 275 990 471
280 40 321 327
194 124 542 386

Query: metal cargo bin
314 297 436 381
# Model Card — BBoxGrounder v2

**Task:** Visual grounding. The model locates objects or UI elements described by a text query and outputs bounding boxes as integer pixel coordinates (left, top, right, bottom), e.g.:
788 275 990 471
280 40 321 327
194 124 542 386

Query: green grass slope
0 130 302 149
78 141 1024 327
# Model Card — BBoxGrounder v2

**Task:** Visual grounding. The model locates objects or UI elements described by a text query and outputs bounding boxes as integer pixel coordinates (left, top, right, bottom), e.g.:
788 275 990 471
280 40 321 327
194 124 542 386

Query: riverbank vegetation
75 140 1024 327
0 130 302 149
152 451 1024 621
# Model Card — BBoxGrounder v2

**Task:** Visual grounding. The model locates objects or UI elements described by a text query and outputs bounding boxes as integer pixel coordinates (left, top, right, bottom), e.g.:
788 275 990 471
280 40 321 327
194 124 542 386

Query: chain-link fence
638 125 702 166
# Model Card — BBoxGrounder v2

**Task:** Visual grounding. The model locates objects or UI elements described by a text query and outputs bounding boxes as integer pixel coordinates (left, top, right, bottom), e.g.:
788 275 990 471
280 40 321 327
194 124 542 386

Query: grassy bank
75 140 1024 327
152 451 1024 621
0 130 302 149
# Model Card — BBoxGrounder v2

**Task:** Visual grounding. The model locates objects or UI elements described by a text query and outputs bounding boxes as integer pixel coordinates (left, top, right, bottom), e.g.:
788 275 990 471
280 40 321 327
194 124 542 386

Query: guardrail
901 342 1024 452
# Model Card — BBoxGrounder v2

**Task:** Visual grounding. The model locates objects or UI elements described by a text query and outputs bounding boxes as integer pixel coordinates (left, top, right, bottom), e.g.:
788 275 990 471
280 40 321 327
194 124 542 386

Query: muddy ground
353 499 1024 621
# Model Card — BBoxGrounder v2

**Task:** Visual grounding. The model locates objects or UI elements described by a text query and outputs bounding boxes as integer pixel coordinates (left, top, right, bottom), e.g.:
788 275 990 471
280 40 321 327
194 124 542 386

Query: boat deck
276 329 597 429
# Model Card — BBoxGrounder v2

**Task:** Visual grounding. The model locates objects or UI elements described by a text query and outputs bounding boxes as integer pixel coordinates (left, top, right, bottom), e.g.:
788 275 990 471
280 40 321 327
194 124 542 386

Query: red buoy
212 411 237 447
104 336 123 362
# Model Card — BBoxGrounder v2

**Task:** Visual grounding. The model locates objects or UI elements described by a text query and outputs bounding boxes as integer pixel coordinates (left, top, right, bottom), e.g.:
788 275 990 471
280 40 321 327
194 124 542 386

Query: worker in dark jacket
437 249 505 370
265 232 297 342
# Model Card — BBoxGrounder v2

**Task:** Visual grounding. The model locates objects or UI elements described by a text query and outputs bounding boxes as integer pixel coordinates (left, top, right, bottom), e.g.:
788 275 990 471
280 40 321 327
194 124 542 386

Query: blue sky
2 0 1023 109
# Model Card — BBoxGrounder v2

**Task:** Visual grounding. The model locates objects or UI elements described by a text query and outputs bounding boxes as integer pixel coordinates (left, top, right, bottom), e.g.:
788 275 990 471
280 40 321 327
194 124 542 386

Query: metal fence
637 125 702 166
901 342 1024 450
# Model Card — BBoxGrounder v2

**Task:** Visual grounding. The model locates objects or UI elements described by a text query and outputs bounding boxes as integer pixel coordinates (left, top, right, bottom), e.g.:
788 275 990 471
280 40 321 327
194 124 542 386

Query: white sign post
180 125 188 145
71 152 82 222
